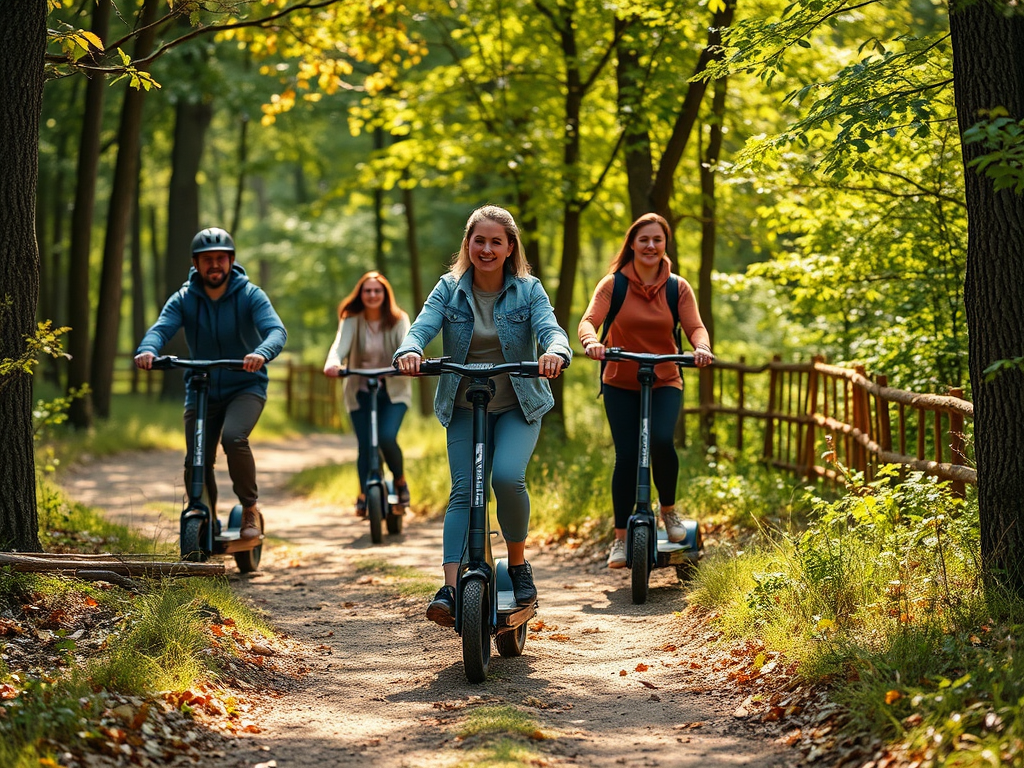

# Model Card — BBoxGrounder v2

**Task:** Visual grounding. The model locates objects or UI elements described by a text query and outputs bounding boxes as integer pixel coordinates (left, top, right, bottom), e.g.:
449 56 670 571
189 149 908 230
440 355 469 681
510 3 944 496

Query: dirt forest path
60 434 794 768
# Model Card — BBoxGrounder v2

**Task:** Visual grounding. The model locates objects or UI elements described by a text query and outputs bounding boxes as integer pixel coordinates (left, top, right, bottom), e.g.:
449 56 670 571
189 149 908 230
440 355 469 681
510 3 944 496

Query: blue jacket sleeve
393 277 450 361
249 286 287 361
136 291 185 355
528 280 573 364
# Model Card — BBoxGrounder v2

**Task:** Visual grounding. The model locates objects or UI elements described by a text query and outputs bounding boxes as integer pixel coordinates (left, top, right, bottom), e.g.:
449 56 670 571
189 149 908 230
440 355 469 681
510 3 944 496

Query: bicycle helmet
191 227 235 257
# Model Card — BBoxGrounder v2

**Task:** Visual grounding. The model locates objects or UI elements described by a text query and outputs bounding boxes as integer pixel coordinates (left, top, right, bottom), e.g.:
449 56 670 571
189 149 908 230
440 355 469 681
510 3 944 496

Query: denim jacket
394 270 572 427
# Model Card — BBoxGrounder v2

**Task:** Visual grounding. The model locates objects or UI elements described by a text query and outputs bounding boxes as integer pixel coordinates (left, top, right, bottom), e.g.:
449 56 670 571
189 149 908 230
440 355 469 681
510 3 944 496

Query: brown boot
240 505 262 540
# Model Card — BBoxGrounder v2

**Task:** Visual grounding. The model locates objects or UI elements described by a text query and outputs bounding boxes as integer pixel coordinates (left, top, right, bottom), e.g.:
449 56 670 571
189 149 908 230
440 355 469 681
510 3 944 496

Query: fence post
852 365 869 478
802 356 822 480
763 355 781 465
737 355 746 453
286 359 295 419
948 387 966 499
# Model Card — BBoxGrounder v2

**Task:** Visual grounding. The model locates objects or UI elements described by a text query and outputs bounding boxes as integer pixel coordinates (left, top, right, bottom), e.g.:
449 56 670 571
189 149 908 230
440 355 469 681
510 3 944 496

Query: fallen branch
0 552 225 578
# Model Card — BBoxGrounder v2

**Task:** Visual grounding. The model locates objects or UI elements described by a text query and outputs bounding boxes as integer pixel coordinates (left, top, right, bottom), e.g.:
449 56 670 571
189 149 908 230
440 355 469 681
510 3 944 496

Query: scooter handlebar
334 366 401 378
150 355 249 372
603 348 697 367
415 358 542 379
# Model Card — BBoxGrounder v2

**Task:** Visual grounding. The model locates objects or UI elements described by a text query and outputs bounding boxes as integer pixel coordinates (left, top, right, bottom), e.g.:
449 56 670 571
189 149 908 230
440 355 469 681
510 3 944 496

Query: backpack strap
598 271 629 345
666 274 682 353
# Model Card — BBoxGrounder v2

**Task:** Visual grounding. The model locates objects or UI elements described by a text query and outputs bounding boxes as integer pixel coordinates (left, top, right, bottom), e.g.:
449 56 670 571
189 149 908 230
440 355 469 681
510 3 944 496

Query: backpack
597 271 682 394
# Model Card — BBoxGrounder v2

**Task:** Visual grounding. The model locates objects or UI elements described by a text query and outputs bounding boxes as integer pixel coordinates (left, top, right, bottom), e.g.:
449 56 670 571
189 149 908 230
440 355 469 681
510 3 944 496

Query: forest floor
54 434 867 768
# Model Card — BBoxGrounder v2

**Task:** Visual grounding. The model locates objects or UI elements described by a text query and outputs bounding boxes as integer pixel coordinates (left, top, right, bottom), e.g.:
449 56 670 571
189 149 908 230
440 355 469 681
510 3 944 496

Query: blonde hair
450 205 531 279
607 212 673 274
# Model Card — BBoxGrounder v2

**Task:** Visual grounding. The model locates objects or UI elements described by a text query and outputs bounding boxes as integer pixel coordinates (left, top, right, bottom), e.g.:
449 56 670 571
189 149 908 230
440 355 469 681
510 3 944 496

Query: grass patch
352 557 438 599
454 705 549 767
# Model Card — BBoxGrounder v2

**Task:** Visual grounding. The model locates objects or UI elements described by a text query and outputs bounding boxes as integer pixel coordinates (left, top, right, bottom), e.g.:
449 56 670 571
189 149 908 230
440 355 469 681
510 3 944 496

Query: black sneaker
507 562 537 606
426 586 456 627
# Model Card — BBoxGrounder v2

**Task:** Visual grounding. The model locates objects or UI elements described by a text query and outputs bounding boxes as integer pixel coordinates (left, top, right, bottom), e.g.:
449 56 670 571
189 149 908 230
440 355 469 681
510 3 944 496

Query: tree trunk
231 115 249 234
0 0 46 552
162 96 213 400
402 184 433 416
90 0 160 419
697 77 726 449
65 0 112 429
949 4 1024 598
130 147 146 395
615 15 654 221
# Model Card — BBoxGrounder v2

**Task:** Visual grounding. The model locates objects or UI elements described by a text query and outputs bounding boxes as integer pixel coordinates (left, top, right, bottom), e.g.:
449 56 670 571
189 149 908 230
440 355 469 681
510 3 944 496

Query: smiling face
360 278 386 311
193 250 234 290
468 219 514 283
632 222 667 267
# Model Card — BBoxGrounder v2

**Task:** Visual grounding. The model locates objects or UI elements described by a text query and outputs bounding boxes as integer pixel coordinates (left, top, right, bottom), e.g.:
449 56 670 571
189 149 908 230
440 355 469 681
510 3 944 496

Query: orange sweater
578 260 710 391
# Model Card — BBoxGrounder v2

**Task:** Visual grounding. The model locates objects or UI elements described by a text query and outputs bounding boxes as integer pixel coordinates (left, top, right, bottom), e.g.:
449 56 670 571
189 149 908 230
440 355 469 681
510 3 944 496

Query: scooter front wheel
181 517 209 562
461 579 491 683
495 622 527 657
386 509 403 535
366 486 384 544
630 525 650 605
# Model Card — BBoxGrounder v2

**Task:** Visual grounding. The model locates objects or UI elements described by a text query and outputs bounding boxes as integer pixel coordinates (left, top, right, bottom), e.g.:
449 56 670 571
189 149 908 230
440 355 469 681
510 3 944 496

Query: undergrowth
690 466 1023 766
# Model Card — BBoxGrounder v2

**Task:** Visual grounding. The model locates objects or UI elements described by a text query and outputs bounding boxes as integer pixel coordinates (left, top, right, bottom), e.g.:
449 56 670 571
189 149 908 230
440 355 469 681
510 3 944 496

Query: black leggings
602 383 682 530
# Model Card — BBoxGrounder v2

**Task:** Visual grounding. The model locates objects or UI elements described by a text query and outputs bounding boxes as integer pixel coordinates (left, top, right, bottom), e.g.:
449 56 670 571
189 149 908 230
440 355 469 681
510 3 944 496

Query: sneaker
661 509 686 543
240 505 262 540
355 496 367 517
607 539 627 569
507 562 538 606
426 586 456 627
395 479 410 506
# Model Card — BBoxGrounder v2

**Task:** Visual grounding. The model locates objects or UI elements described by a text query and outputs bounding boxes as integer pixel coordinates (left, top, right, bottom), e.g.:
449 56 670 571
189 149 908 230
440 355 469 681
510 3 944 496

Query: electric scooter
602 348 704 604
150 356 265 573
410 357 543 683
329 366 406 544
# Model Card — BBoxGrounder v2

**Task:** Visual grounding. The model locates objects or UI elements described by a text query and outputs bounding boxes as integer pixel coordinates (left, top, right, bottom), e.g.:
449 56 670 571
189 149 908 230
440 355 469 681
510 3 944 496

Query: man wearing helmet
134 227 287 541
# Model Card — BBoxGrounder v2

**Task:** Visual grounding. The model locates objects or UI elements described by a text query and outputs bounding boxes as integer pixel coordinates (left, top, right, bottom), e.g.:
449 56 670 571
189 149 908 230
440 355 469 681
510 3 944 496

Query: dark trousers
184 393 265 513
602 383 682 530
349 386 408 493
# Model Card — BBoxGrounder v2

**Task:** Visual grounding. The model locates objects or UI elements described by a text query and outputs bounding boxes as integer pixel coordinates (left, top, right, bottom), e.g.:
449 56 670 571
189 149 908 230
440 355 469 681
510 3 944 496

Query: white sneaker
607 539 627 569
661 509 686 543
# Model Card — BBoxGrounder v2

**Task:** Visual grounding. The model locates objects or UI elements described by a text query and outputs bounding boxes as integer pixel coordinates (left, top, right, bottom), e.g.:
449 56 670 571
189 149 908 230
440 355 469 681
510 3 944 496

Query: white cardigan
323 312 412 412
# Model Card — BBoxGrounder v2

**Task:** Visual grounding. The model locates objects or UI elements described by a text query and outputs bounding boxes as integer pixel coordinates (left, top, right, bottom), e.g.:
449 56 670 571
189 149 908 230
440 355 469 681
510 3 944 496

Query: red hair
337 272 404 329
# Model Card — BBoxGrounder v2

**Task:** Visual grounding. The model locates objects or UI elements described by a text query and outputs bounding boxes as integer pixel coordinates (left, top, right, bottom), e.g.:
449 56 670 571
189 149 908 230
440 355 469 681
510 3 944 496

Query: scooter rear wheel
630 525 650 605
366 486 384 544
495 622 527 657
386 509 403 535
181 517 209 562
234 513 264 574
461 579 491 683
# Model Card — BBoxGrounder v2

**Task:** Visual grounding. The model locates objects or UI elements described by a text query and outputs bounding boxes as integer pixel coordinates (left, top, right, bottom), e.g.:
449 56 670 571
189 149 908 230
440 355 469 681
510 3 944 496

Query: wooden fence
119 354 975 492
681 356 974 495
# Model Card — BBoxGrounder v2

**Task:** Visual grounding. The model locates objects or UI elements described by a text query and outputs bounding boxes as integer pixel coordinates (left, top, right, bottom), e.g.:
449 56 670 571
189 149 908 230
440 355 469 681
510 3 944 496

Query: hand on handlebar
243 353 266 373
134 352 155 370
693 347 714 368
538 352 565 379
324 364 342 378
396 352 422 375
584 343 606 361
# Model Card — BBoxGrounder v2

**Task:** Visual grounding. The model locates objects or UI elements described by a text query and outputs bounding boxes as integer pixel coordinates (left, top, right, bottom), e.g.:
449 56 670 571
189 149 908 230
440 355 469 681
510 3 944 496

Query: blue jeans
349 386 408 492
442 406 541 564
602 383 681 529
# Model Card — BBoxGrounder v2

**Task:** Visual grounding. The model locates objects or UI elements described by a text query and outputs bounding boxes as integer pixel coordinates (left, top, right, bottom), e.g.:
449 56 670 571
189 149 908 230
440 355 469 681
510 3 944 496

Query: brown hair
607 213 673 274
450 205 531 280
337 271 404 328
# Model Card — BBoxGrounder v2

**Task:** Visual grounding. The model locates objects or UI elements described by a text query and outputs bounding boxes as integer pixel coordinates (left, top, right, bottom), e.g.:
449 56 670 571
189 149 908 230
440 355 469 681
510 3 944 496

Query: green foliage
688 468 1024 766
962 108 1024 193
0 319 70 395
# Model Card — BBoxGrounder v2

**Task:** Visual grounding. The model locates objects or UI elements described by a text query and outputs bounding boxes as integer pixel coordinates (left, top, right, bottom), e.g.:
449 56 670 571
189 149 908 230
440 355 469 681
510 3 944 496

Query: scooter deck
215 530 264 554
655 527 702 567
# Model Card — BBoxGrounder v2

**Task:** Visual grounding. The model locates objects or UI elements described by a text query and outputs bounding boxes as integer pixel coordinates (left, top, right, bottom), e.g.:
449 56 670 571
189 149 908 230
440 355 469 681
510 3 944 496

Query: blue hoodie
136 262 287 407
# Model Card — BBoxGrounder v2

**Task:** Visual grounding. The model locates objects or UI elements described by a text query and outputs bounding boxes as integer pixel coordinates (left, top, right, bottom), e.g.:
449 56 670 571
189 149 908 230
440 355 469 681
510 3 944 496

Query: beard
202 270 229 290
